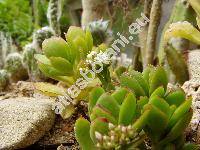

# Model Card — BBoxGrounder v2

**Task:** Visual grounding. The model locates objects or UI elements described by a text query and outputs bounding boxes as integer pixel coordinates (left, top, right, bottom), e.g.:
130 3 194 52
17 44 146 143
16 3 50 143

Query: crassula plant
75 66 197 150
35 26 93 87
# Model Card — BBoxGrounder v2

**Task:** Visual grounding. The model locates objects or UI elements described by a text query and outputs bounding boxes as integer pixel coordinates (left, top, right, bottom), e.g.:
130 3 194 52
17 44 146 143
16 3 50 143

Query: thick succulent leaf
34 54 51 65
150 86 165 98
159 110 193 146
90 118 109 143
118 93 137 125
132 108 151 132
73 36 88 59
90 106 117 124
85 28 93 51
165 89 186 107
66 26 85 42
88 87 105 114
168 105 177 120
130 71 149 96
167 98 192 129
143 104 168 133
38 62 65 77
136 96 149 116
42 37 72 62
149 96 170 116
120 74 146 97
96 93 120 119
149 66 168 95
49 57 73 75
164 22 200 45
111 87 129 105
75 118 96 150
34 82 66 96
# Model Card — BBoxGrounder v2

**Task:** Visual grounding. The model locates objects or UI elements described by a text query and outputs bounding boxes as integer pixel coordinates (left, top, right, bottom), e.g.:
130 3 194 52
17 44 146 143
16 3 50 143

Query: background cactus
22 43 42 81
75 66 197 149
47 0 62 35
86 20 113 46
32 26 54 50
0 69 9 91
4 52 28 82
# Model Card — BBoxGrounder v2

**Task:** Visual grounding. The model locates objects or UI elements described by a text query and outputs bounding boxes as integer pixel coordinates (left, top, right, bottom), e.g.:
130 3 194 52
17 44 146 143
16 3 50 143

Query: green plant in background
0 0 33 47
0 69 9 91
4 52 28 82
75 66 197 149
86 20 113 46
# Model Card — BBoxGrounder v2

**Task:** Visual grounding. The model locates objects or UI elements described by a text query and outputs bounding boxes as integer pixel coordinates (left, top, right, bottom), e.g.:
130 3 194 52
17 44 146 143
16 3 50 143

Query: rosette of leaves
86 20 113 46
75 87 150 150
35 26 93 87
119 66 197 149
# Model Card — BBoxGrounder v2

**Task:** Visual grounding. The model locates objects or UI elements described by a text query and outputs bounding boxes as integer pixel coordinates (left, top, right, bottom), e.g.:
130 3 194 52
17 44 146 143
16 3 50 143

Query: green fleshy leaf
75 118 96 150
120 74 146 97
88 87 105 114
96 93 120 119
34 82 66 96
90 106 117 124
90 118 109 143
49 57 73 75
167 98 192 129
159 110 193 146
165 89 186 107
34 54 51 65
111 87 129 105
42 37 72 61
149 66 168 95
118 93 137 125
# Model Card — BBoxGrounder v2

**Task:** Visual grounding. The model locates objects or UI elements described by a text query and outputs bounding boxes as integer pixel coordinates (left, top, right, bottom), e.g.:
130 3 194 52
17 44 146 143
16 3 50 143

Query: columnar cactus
4 52 28 82
86 20 112 46
47 0 62 35
22 43 41 81
0 69 9 91
75 66 196 149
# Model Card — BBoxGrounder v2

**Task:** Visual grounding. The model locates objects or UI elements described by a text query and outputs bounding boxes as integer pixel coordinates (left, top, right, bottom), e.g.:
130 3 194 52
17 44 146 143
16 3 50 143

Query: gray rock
187 50 200 80
0 97 55 149
182 79 200 144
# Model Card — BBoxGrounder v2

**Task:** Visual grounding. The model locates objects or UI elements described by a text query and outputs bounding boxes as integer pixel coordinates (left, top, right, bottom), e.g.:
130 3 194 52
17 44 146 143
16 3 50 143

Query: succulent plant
0 69 9 91
86 20 113 46
75 87 150 150
75 66 196 149
4 52 28 82
35 26 93 86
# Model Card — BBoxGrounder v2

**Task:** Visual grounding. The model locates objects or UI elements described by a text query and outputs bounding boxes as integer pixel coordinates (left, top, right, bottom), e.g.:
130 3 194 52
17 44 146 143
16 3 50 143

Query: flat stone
187 50 200 80
0 97 55 149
